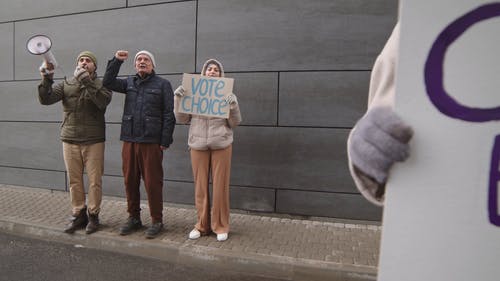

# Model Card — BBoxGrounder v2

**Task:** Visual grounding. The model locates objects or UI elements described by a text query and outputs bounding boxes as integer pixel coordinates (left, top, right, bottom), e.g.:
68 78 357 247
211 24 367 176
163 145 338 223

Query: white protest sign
178 73 233 118
378 1 500 281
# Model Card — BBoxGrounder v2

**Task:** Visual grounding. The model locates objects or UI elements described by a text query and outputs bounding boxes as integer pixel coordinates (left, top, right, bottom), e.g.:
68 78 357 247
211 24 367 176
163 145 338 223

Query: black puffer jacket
103 58 175 147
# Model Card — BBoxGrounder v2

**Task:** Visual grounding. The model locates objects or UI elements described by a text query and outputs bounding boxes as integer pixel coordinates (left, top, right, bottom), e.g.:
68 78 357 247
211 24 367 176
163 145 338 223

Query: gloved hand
174 85 186 97
349 106 413 184
39 62 55 78
225 93 238 105
74 67 90 83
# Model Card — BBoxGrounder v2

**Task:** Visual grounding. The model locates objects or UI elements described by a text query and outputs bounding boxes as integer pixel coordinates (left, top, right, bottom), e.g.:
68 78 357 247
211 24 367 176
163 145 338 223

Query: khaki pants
191 145 232 234
63 142 104 215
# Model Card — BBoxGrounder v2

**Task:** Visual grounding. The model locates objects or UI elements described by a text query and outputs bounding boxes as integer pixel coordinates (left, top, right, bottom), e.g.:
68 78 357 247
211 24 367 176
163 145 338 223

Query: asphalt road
0 231 284 281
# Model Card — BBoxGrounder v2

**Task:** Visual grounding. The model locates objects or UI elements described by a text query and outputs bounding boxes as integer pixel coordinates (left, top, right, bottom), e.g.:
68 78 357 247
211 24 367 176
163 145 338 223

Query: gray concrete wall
0 0 398 221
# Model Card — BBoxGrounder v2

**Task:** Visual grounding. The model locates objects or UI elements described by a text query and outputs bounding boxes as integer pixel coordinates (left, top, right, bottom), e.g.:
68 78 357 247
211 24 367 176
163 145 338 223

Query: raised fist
115 50 129 61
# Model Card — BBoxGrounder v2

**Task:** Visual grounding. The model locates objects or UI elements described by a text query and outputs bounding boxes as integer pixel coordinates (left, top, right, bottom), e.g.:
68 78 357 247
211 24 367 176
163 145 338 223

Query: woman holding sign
174 59 242 242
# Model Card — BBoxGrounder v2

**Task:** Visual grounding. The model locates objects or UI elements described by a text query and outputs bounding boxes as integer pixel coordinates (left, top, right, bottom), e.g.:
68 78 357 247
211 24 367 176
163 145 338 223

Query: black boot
64 207 88 234
119 217 142 236
85 211 99 234
145 222 163 239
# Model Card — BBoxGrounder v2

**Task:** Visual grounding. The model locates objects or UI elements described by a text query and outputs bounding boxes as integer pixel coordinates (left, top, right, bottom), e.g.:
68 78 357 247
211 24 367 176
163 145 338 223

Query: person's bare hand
115 50 129 61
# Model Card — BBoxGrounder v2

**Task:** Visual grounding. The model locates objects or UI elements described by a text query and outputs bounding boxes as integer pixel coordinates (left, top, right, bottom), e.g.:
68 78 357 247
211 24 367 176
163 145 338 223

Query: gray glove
74 67 90 83
349 106 413 184
225 93 238 105
174 85 186 97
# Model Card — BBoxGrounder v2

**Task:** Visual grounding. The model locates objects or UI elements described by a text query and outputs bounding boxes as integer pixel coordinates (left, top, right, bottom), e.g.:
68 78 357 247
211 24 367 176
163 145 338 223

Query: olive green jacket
38 74 112 144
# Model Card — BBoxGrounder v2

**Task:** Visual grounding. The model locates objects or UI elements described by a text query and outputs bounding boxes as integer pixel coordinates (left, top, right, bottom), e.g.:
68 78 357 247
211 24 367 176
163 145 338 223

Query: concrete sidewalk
0 184 381 281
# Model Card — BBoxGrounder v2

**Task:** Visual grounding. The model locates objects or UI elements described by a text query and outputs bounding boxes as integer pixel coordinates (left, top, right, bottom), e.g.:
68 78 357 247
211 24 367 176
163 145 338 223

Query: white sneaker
216 233 228 242
188 229 201 240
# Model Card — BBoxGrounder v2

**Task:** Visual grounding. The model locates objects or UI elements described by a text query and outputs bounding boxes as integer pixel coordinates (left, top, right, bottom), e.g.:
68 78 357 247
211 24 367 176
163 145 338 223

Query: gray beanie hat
134 50 156 68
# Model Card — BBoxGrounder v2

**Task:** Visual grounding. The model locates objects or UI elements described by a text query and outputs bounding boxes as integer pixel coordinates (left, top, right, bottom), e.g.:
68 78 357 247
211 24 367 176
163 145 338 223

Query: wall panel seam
0 165 64 173
194 0 198 71
0 1 196 25
12 22 15 81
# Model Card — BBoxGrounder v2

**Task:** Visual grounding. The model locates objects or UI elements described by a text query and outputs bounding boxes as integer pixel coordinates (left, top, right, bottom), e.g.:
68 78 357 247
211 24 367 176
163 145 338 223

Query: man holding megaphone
38 51 112 235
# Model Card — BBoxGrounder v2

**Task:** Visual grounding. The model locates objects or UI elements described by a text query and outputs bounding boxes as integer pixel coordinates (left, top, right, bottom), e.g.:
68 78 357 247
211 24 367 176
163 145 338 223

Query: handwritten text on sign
179 73 234 118
424 3 500 226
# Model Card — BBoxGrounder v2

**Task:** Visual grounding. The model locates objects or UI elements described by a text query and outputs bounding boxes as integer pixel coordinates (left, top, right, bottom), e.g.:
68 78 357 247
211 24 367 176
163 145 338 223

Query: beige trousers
63 142 104 215
191 145 232 234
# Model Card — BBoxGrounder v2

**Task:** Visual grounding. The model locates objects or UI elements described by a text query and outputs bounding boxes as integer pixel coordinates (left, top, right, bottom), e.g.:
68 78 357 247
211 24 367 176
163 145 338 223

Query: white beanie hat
134 50 156 68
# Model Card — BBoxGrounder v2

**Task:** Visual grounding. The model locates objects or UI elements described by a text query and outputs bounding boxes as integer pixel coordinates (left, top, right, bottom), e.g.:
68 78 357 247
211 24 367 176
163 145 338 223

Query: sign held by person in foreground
179 73 234 119
379 1 500 281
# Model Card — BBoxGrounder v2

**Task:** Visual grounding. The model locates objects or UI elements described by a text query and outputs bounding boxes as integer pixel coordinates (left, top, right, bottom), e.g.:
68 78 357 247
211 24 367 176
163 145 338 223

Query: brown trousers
191 145 232 234
62 142 104 215
122 142 164 223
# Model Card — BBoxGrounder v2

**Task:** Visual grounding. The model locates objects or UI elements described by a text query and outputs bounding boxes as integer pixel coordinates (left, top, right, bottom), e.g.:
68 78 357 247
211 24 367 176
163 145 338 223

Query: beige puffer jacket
174 59 242 150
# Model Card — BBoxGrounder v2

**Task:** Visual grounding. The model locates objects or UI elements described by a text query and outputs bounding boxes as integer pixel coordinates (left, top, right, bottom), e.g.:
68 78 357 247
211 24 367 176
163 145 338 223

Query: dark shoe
145 222 163 239
85 212 99 234
64 207 88 234
119 217 142 236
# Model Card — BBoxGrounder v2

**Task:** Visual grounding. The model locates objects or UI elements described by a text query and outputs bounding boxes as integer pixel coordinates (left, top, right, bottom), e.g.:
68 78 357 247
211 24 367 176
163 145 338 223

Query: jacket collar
135 70 155 83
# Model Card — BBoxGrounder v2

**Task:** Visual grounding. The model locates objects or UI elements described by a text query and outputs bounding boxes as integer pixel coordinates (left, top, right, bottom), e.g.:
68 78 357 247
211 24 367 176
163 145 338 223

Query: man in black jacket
103 50 175 239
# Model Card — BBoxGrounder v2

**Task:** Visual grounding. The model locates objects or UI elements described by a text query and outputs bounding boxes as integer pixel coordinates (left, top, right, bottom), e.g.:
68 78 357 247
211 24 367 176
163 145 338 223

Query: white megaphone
26 35 58 70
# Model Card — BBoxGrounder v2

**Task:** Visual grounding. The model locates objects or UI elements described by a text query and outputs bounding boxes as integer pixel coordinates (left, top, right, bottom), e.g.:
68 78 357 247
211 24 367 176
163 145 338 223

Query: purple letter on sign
489 136 500 225
424 3 500 226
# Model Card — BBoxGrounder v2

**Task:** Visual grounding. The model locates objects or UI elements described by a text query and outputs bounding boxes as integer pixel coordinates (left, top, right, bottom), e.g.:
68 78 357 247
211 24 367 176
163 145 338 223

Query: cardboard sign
378 2 500 281
178 73 234 118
